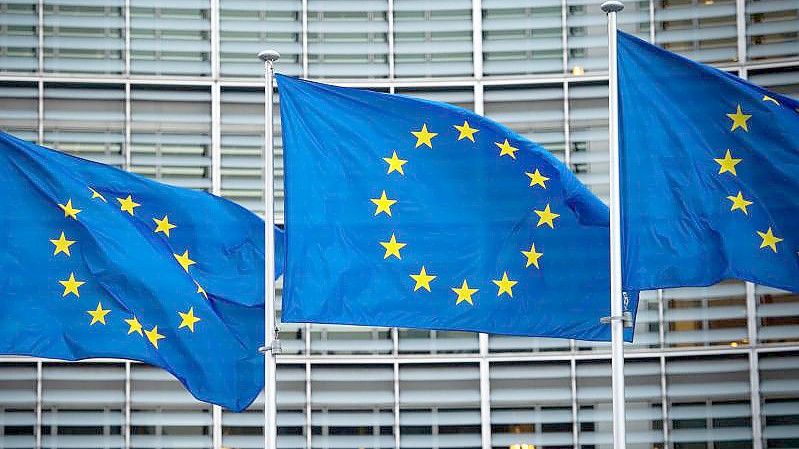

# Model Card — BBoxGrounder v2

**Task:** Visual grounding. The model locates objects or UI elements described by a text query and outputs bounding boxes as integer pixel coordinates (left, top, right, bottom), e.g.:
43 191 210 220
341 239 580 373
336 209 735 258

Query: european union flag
618 32 799 293
0 131 285 411
277 75 637 341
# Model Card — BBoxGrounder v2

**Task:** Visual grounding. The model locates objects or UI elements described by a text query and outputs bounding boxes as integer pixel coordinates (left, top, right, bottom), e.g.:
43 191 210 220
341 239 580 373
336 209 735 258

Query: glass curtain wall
0 0 798 448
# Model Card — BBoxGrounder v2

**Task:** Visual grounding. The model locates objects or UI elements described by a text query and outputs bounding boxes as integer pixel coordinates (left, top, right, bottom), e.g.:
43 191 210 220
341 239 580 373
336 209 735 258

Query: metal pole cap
601 0 625 13
257 50 281 62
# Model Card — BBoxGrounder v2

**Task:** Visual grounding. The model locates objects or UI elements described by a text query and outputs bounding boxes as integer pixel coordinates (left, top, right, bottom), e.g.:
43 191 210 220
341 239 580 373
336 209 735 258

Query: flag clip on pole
258 48 281 449
600 1 627 449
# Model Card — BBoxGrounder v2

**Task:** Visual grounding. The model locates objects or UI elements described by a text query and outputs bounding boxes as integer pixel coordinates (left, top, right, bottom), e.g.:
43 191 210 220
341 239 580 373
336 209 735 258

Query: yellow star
194 280 208 299
379 233 406 259
411 123 437 149
144 325 165 349
525 169 549 189
50 231 76 256
173 250 196 272
762 95 779 106
153 214 177 237
727 191 753 214
757 227 783 253
492 272 518 298
521 243 543 269
534 204 560 228
116 195 140 215
371 190 398 217
495 139 519 159
383 151 408 176
178 307 201 332
714 149 742 176
726 104 752 132
59 272 85 297
454 120 479 142
125 316 144 336
88 187 107 202
87 302 111 325
410 266 436 292
58 199 81 220
452 280 478 305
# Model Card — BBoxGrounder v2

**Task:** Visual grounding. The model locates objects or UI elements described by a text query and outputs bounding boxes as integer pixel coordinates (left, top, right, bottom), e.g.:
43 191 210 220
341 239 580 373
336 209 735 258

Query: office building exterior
0 0 797 448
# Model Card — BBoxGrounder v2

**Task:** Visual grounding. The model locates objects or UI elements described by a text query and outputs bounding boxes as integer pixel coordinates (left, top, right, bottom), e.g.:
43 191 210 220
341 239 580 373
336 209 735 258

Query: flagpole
601 1 627 448
258 49 280 449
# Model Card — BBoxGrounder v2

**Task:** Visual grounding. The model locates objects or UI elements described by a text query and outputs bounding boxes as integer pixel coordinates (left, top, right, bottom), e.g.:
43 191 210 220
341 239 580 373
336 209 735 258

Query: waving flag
0 131 285 411
618 32 799 293
277 75 637 341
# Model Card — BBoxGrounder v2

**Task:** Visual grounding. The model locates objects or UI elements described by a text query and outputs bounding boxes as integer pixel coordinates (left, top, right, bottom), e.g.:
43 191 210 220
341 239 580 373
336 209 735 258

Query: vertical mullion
124 82 132 171
304 324 311 357
561 0 568 74
302 0 309 78
648 0 655 43
746 282 763 449
125 361 131 449
570 357 579 449
387 0 395 79
478 334 491 449
393 360 400 449
474 81 483 116
471 0 483 79
392 327 399 357
212 405 222 449
37 80 44 144
37 0 43 74
658 289 665 347
305 324 311 355
211 83 221 195
35 361 42 449
305 362 312 449
210 0 221 197
736 0 747 68
124 0 131 75
659 355 669 448
562 0 570 167
563 81 570 166
210 0 220 80
392 322 400 449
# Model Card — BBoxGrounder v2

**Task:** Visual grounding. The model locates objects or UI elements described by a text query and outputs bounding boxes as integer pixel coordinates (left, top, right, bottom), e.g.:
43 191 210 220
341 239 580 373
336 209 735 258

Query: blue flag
277 74 637 341
0 131 285 411
618 32 799 293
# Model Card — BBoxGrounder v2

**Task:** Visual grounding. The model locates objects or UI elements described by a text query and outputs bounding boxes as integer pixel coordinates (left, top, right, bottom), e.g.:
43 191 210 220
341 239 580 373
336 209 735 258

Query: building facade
0 0 798 448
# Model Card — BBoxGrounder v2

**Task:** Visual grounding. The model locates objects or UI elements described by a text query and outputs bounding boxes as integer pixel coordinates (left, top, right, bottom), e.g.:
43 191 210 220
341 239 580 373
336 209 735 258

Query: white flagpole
258 49 280 449
601 1 627 448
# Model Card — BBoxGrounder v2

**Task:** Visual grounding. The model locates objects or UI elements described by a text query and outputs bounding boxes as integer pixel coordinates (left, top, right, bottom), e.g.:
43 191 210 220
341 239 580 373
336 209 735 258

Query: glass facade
0 0 798 448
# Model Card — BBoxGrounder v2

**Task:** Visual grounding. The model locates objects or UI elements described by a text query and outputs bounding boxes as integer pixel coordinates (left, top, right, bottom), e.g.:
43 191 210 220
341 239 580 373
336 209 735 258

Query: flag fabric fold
0 131 285 411
277 74 637 341
618 31 799 293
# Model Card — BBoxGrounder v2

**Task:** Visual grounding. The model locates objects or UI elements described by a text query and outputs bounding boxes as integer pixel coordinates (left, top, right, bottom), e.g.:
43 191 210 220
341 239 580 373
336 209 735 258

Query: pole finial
257 50 281 62
601 0 624 13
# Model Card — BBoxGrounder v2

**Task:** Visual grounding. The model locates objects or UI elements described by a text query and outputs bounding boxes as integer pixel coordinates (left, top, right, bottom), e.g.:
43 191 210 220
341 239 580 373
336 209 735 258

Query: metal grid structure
0 0 798 448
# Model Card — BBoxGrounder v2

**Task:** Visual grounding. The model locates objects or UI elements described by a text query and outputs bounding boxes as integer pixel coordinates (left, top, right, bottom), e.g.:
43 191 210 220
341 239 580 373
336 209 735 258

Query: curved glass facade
0 1 798 448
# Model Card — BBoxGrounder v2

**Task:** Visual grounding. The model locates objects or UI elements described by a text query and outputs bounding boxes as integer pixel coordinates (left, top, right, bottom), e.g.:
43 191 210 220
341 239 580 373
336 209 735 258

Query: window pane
394 0 474 78
0 1 38 72
130 2 211 76
220 0 302 77
43 1 124 74
307 0 389 78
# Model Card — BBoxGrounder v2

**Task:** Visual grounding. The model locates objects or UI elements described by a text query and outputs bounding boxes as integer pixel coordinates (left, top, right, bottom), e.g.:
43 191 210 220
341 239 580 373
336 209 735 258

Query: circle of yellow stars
716 99 790 255
52 186 208 350
371 119 559 307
